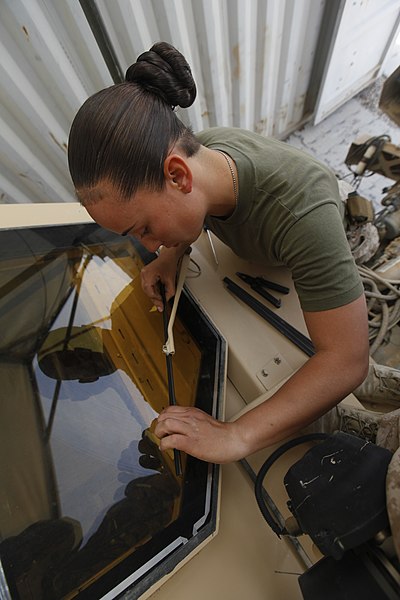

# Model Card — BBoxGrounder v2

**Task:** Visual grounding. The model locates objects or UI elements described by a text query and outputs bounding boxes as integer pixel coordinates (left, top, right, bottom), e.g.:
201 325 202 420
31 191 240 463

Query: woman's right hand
140 246 186 311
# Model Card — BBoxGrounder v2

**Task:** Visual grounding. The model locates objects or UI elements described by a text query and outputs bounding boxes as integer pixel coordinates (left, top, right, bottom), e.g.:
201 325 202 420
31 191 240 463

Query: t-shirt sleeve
277 203 364 312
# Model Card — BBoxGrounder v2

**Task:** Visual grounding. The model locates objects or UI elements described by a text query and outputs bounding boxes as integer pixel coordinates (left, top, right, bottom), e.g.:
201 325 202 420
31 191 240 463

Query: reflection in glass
0 225 223 599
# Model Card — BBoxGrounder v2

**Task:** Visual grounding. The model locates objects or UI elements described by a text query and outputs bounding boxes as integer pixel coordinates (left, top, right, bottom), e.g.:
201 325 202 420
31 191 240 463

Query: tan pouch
346 191 374 223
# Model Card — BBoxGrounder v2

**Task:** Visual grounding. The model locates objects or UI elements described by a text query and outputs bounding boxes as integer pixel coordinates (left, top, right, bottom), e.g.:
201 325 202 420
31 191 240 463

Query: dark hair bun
125 42 196 108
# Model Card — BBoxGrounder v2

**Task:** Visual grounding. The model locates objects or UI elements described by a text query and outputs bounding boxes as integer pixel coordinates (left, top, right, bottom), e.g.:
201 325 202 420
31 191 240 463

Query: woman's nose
142 239 161 253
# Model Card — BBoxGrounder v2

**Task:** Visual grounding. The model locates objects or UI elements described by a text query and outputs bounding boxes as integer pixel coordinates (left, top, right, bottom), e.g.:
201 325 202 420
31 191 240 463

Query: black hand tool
236 272 289 308
159 282 183 477
224 277 315 357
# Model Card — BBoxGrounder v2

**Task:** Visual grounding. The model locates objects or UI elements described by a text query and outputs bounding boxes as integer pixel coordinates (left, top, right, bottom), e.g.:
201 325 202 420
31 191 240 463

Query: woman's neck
195 146 238 218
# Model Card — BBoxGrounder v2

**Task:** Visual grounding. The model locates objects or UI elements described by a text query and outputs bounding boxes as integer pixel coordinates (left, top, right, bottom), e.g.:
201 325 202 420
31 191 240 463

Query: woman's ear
164 154 192 193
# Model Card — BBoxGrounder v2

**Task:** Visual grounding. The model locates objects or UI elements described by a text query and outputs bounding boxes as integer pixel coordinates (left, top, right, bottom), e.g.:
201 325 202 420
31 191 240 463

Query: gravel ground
286 75 399 211
356 75 396 128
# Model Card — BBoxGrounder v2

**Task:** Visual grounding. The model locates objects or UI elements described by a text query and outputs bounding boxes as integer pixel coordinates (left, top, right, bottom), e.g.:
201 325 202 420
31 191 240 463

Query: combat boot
353 363 400 405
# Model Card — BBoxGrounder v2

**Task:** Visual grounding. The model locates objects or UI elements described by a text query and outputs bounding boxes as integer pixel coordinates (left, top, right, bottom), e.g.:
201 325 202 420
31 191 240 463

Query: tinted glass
0 224 224 599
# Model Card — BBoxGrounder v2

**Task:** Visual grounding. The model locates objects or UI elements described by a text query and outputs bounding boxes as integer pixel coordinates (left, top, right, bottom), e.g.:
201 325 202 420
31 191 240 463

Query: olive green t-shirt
197 127 363 312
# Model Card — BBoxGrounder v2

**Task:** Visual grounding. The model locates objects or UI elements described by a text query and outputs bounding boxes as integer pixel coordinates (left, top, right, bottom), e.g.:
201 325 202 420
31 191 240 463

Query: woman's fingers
154 406 242 463
140 260 177 310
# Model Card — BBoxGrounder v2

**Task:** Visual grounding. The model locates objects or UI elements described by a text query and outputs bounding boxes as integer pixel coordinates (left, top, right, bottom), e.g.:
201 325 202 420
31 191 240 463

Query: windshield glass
0 223 224 600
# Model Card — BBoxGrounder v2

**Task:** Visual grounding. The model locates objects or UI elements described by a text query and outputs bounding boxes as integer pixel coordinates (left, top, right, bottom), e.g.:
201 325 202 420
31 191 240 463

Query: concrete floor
286 77 399 213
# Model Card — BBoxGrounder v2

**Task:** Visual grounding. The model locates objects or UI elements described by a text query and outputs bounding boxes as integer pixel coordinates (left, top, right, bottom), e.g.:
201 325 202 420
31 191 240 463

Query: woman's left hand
154 406 245 464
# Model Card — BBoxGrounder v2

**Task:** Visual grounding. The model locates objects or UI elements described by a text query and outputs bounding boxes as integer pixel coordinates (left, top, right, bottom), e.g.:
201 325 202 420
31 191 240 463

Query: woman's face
79 179 205 253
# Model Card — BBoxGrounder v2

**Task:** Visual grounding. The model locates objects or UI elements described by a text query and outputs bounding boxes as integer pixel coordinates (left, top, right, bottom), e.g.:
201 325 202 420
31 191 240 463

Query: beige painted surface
186 230 362 412
145 230 365 599
151 468 304 600
0 202 92 229
147 233 323 599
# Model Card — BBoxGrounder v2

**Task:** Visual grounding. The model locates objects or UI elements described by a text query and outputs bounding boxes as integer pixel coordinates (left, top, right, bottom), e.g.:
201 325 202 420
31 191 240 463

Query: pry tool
236 272 289 308
159 282 183 477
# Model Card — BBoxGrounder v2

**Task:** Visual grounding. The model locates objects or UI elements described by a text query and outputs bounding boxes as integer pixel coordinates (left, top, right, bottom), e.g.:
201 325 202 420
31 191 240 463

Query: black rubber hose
255 433 329 537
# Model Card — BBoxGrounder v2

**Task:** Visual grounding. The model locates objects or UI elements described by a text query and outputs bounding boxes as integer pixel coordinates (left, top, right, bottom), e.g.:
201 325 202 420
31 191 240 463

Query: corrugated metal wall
95 0 327 135
2 0 399 206
0 0 330 205
0 0 113 204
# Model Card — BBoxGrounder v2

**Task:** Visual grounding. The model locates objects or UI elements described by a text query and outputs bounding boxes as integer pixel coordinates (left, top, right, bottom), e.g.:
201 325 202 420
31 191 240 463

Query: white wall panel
382 20 400 77
314 0 400 124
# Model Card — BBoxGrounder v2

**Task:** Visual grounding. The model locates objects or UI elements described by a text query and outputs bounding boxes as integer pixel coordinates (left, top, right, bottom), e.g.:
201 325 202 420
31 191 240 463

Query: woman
68 42 369 464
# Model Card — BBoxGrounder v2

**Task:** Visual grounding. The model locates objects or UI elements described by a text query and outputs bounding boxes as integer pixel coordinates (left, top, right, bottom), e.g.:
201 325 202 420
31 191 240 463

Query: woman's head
68 42 200 204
